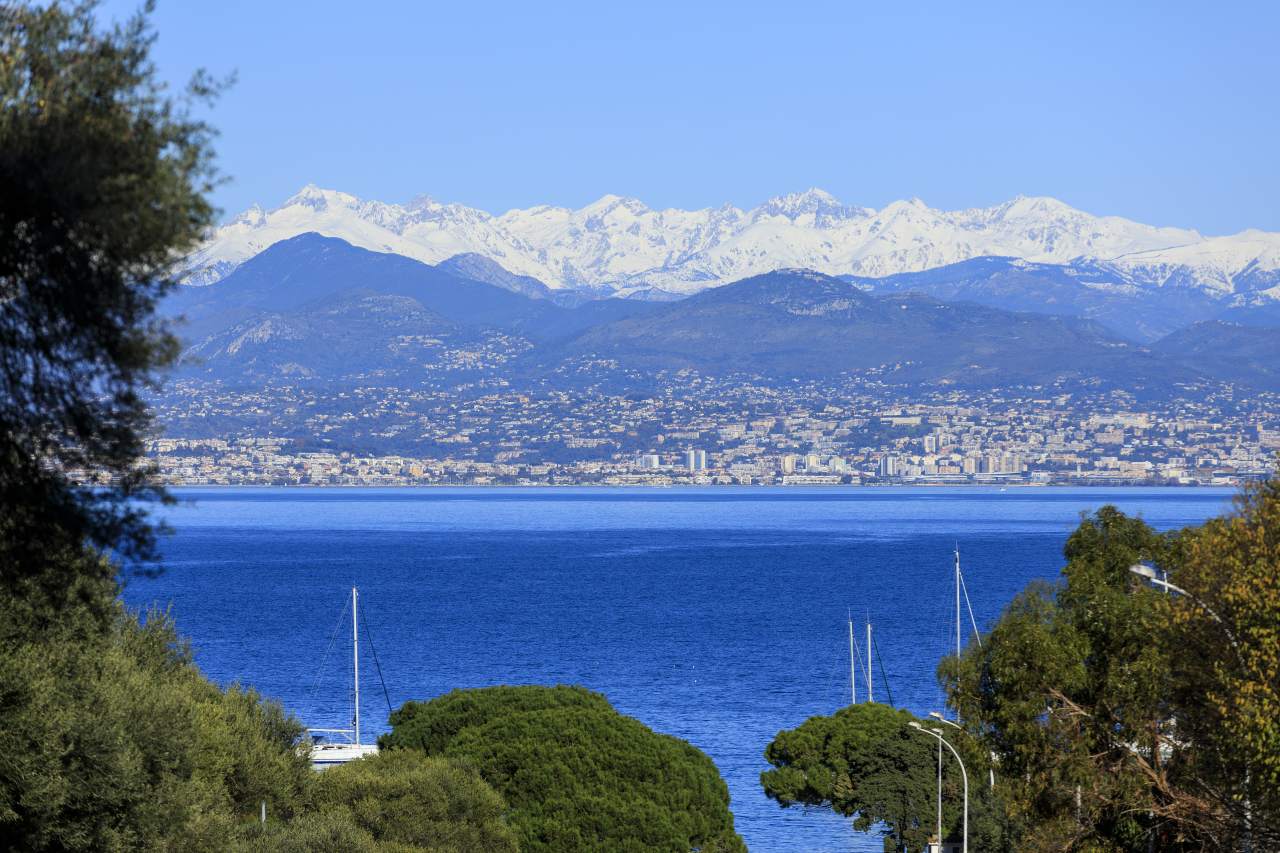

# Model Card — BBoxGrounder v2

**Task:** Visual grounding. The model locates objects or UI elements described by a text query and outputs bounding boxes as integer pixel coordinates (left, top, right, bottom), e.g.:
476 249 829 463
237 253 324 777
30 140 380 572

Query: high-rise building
780 454 797 475
877 455 898 478
638 453 661 469
686 448 707 471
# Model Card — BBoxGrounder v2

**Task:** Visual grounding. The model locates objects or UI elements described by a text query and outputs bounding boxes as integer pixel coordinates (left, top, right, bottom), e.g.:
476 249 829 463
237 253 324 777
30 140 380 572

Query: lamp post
1128 563 1251 853
930 712 996 790
1128 564 1242 657
910 722 968 853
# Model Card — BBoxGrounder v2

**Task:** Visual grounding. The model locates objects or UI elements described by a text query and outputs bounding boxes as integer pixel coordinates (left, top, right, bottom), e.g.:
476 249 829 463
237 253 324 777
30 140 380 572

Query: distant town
149 369 1278 487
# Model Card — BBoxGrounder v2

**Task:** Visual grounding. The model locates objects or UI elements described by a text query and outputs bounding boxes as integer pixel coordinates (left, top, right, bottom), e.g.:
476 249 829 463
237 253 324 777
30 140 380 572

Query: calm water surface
124 486 1235 852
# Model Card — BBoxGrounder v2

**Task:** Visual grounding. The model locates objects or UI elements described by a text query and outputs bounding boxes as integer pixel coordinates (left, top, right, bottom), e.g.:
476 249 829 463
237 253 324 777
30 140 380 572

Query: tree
1 0 221 596
940 507 1177 851
940 495 1280 852
761 702 1004 852
1159 476 1280 848
381 685 746 853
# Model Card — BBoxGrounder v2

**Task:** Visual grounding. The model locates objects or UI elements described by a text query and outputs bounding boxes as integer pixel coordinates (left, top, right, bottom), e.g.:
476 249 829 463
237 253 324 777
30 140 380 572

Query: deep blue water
124 486 1235 852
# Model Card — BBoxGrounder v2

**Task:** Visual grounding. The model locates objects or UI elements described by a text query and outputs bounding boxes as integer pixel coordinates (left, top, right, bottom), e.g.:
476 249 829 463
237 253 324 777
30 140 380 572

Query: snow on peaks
579 194 650 219
283 183 342 211
758 188 857 220
186 187 1280 301
997 195 1077 218
231 204 267 228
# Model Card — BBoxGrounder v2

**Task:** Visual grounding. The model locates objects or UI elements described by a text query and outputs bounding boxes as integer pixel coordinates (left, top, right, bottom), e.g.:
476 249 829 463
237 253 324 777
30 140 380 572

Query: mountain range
167 234 1280 393
184 187 1280 316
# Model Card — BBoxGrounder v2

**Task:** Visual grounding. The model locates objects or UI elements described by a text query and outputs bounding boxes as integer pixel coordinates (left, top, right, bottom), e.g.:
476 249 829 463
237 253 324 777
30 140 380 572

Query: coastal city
12 4 1280 853
149 372 1279 487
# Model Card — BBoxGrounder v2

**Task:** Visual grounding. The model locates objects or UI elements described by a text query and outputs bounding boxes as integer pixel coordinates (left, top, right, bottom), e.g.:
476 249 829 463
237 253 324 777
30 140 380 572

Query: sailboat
306 587 380 770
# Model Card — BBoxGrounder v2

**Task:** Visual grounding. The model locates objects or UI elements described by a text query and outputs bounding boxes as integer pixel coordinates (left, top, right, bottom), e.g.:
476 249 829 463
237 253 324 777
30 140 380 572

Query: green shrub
308 750 517 852
382 685 745 853
237 808 381 853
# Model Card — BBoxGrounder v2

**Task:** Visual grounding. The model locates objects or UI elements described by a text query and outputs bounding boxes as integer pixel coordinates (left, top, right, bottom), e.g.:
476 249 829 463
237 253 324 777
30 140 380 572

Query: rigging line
872 633 895 708
306 594 350 705
958 570 984 649
359 599 393 715
848 609 864 664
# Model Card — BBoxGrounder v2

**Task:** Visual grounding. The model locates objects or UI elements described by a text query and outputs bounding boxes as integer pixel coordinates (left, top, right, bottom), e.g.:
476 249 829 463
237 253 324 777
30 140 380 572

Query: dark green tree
761 702 1004 852
1 0 222 598
381 685 746 853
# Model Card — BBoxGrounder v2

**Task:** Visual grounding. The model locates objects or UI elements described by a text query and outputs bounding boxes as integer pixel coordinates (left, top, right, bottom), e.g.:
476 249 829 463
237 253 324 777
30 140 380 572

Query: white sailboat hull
309 742 379 770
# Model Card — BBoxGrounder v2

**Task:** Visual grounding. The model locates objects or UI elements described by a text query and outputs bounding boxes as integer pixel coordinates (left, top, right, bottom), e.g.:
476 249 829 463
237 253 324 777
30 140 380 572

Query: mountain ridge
183 186 1280 306
548 269 1196 388
169 236 1280 392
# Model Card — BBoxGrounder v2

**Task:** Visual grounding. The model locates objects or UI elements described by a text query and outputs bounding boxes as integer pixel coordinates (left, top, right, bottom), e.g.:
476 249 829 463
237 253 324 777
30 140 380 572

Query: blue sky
103 1 1279 234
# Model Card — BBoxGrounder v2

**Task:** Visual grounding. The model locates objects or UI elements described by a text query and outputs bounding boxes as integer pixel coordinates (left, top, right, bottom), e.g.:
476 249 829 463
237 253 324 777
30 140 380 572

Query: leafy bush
382 685 745 852
308 750 517 852
238 808 382 853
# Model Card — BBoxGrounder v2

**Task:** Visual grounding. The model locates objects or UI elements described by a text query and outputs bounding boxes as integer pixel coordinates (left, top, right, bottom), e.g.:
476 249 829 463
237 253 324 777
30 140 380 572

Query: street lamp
1128 564 1242 655
924 718 943 848
910 722 968 853
929 712 996 789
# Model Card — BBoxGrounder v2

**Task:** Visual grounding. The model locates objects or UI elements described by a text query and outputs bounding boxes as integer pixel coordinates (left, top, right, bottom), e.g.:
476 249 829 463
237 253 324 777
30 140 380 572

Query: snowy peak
185 186 1280 303
758 188 858 220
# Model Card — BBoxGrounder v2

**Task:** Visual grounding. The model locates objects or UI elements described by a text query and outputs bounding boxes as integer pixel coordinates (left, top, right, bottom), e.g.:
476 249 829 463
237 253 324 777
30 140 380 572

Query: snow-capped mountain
185 185 1280 302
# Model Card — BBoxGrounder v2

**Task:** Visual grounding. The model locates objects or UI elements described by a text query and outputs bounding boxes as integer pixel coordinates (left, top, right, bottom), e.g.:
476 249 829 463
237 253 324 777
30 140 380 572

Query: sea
122 486 1237 852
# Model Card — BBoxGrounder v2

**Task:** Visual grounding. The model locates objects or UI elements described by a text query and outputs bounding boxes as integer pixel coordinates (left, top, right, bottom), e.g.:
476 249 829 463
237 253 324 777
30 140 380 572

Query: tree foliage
941 488 1280 852
1 0 221 590
1161 476 1280 847
941 507 1169 850
761 702 1004 852
0 603 312 850
1 594 526 853
382 685 746 853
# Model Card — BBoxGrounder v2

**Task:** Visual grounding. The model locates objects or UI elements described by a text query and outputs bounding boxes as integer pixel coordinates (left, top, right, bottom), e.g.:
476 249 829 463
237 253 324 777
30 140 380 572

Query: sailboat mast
847 611 857 705
955 546 961 659
352 587 360 746
866 620 873 704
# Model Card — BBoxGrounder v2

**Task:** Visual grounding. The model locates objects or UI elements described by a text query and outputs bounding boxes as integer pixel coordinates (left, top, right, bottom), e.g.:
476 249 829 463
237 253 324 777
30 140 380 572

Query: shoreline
160 481 1244 490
